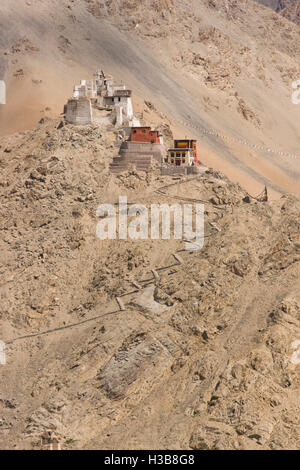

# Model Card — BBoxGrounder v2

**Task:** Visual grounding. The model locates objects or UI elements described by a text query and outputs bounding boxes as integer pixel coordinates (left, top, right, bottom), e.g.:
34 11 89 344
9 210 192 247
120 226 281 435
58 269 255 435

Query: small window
142 129 146 133
133 129 137 133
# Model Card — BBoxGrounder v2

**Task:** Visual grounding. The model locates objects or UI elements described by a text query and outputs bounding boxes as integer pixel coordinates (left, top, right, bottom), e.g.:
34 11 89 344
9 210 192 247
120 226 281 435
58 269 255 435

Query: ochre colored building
167 139 198 167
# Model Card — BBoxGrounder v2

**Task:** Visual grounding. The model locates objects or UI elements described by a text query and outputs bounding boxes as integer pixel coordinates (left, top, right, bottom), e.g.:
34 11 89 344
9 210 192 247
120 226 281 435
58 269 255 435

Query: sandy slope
0 0 300 197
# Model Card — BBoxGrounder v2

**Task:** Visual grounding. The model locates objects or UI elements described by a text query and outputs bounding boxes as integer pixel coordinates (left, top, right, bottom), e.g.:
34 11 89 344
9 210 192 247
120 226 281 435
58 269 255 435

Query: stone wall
161 167 187 176
161 166 205 176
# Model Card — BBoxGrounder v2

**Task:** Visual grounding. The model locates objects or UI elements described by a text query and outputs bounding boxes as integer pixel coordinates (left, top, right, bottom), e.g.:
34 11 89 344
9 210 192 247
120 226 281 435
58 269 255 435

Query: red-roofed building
130 127 162 144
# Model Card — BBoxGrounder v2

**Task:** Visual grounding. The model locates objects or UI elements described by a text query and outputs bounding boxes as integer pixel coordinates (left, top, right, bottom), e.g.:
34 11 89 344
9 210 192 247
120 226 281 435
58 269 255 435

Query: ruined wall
66 97 93 125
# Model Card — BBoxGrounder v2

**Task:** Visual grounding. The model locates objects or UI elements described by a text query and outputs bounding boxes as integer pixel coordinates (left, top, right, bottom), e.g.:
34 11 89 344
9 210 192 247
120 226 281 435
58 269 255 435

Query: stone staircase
110 140 165 173
109 154 153 173
119 141 165 162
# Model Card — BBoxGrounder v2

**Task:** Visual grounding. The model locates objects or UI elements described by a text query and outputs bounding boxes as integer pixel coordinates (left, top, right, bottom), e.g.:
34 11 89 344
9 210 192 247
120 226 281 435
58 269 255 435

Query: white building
66 71 140 127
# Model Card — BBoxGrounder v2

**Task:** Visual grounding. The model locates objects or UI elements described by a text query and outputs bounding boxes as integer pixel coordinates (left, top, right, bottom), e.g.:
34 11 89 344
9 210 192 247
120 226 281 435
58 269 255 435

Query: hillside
0 0 300 197
0 117 300 450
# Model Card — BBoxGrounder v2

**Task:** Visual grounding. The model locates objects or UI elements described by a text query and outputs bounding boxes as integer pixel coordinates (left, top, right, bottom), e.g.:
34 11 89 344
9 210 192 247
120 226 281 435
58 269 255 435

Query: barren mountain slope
0 0 300 196
0 1 300 450
0 119 299 450
257 0 300 25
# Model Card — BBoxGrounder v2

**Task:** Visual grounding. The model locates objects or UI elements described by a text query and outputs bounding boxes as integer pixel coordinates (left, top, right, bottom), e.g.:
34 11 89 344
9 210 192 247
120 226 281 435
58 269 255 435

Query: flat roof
174 139 197 141
168 148 194 151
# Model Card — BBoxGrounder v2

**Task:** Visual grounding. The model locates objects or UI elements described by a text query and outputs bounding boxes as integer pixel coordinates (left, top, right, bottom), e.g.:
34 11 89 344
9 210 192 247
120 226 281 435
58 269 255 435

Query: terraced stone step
112 159 152 165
